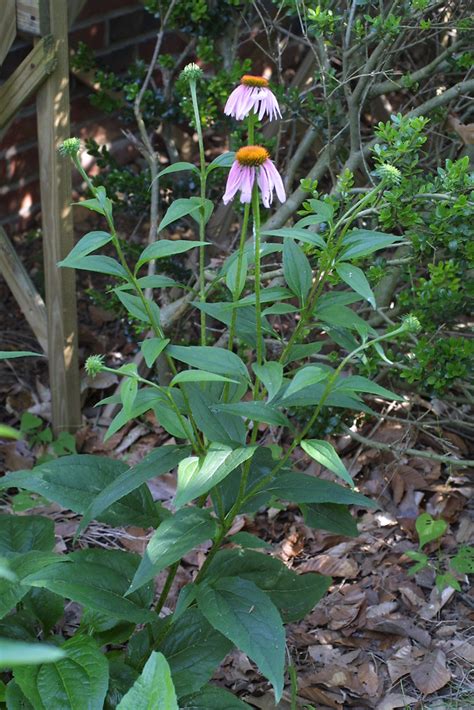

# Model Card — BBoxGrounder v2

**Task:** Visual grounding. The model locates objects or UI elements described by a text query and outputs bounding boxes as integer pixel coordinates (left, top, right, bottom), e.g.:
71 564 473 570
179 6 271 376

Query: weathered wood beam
68 0 88 28
0 37 58 130
36 0 81 432
0 0 16 67
16 0 50 36
0 227 48 353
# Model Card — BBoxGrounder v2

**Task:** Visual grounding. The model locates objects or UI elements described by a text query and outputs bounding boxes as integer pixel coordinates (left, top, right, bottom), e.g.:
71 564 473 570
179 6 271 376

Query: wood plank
36 0 81 433
0 227 48 353
0 0 16 66
16 0 50 36
0 37 58 130
68 0 87 27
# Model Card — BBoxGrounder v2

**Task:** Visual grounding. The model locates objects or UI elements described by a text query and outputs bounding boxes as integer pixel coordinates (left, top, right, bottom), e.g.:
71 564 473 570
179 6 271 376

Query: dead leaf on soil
387 643 425 683
298 554 359 578
410 649 451 695
376 693 418 710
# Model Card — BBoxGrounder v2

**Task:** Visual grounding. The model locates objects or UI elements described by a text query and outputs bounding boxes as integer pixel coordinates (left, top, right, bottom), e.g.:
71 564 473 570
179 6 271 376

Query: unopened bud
58 137 81 157
180 62 203 82
376 162 402 185
85 354 105 378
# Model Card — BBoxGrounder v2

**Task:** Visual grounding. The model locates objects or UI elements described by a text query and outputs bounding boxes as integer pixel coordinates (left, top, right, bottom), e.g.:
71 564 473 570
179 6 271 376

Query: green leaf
0 424 21 439
0 557 17 582
170 371 239 387
140 337 170 368
206 152 236 173
302 503 358 537
435 572 461 592
305 199 334 223
183 384 246 446
336 263 376 309
158 608 232 697
137 239 206 270
226 253 248 298
416 513 447 549
213 402 291 428
196 577 285 701
116 652 178 710
14 635 109 710
157 162 199 178
0 456 157 530
301 439 353 487
76 446 188 537
73 196 111 216
180 685 251 709
451 546 474 574
0 641 65 668
166 346 249 381
65 255 127 277
0 515 54 558
158 198 201 232
58 231 112 266
334 375 404 402
203 549 330 623
23 588 64 635
341 229 404 259
189 197 214 225
252 362 283 402
262 227 326 250
258 473 376 508
262 303 299 316
227 532 273 550
283 341 323 365
0 552 62 620
23 551 155 624
128 509 217 594
115 291 161 324
282 239 312 304
406 550 429 575
316 304 372 337
283 365 328 399
175 447 256 508
0 351 43 360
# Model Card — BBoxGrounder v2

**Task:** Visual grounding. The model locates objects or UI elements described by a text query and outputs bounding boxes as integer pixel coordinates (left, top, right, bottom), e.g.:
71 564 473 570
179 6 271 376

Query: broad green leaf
283 341 322 365
137 239 206 270
180 685 251 708
316 304 372 337
226 253 248 298
166 346 249 381
58 231 112 265
262 303 299 315
0 425 21 439
0 351 43 360
0 456 157 530
0 552 62 620
0 557 17 582
175 447 256 508
0 641 65 668
194 302 275 349
117 652 178 710
451 546 474 574
302 503 358 537
128 509 217 594
0 515 54 558
305 198 334 222
170 371 239 387
189 197 214 225
235 287 293 307
140 337 170 368
341 229 404 259
262 227 326 250
336 263 376 308
206 152 236 173
158 608 232 697
72 196 111 216
196 577 285 701
256 473 376 508
334 375 404 401
301 439 353 486
5 679 34 708
203 549 330 623
158 199 201 232
283 365 328 399
120 373 138 417
14 635 108 710
115 291 161 324
104 659 138 709
252 362 283 402
416 513 447 549
282 239 312 304
228 532 273 550
213 402 291 428
157 162 198 178
60 254 127 277
23 588 64 635
23 552 155 624
77 446 188 537
406 550 429 575
183 384 246 446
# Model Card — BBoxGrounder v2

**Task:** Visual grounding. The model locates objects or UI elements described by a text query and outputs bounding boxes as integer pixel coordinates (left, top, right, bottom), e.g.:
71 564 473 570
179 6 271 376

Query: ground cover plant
0 1 473 708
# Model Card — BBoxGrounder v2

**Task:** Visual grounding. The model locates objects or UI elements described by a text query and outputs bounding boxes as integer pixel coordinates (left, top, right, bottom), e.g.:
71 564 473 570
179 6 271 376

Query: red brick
70 91 104 125
0 111 37 150
70 21 107 51
108 8 159 43
76 0 140 22
98 45 137 73
0 146 39 182
0 180 41 220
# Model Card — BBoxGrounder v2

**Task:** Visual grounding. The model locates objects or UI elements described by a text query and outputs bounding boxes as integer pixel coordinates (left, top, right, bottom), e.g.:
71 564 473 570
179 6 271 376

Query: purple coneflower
223 146 286 208
224 75 282 122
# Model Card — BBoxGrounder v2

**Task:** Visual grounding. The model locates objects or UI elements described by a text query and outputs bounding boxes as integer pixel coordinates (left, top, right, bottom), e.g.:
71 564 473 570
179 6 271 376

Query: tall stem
252 183 263 375
189 80 208 346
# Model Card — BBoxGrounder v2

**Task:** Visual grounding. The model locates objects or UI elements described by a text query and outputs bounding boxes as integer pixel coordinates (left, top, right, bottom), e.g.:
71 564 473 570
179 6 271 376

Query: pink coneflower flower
224 75 282 122
223 146 286 208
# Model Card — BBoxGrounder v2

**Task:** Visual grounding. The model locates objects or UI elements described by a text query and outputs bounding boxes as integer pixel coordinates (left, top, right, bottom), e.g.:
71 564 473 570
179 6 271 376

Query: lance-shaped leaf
301 439 353 487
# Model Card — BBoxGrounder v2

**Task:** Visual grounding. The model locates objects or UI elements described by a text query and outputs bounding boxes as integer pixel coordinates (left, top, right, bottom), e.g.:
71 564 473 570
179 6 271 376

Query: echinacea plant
0 64 419 708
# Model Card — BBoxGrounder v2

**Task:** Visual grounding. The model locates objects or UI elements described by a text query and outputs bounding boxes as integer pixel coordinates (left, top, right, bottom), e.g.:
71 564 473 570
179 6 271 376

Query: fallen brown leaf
376 693 418 710
410 649 451 695
298 554 359 578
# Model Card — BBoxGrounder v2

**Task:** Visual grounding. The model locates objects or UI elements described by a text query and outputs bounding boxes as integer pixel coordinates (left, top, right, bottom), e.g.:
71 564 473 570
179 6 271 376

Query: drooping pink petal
224 85 246 116
223 161 245 204
263 160 286 203
257 164 272 207
239 166 255 203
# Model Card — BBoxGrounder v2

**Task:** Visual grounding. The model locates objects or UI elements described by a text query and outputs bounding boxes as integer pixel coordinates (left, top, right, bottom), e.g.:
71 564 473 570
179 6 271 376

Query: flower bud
180 63 203 82
376 163 402 185
58 137 81 157
402 314 421 334
85 354 105 378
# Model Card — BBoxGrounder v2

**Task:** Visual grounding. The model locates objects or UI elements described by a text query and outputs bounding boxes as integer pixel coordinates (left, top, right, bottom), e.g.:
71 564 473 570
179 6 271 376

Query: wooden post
36 0 81 432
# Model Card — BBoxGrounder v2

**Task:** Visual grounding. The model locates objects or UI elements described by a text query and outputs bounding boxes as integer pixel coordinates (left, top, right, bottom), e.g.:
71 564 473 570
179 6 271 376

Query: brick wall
0 0 166 232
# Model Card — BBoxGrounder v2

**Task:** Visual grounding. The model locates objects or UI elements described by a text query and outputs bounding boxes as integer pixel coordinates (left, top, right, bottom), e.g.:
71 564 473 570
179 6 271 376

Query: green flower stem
252 182 263 376
72 157 204 451
189 79 208 346
227 202 251 354
154 560 180 615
